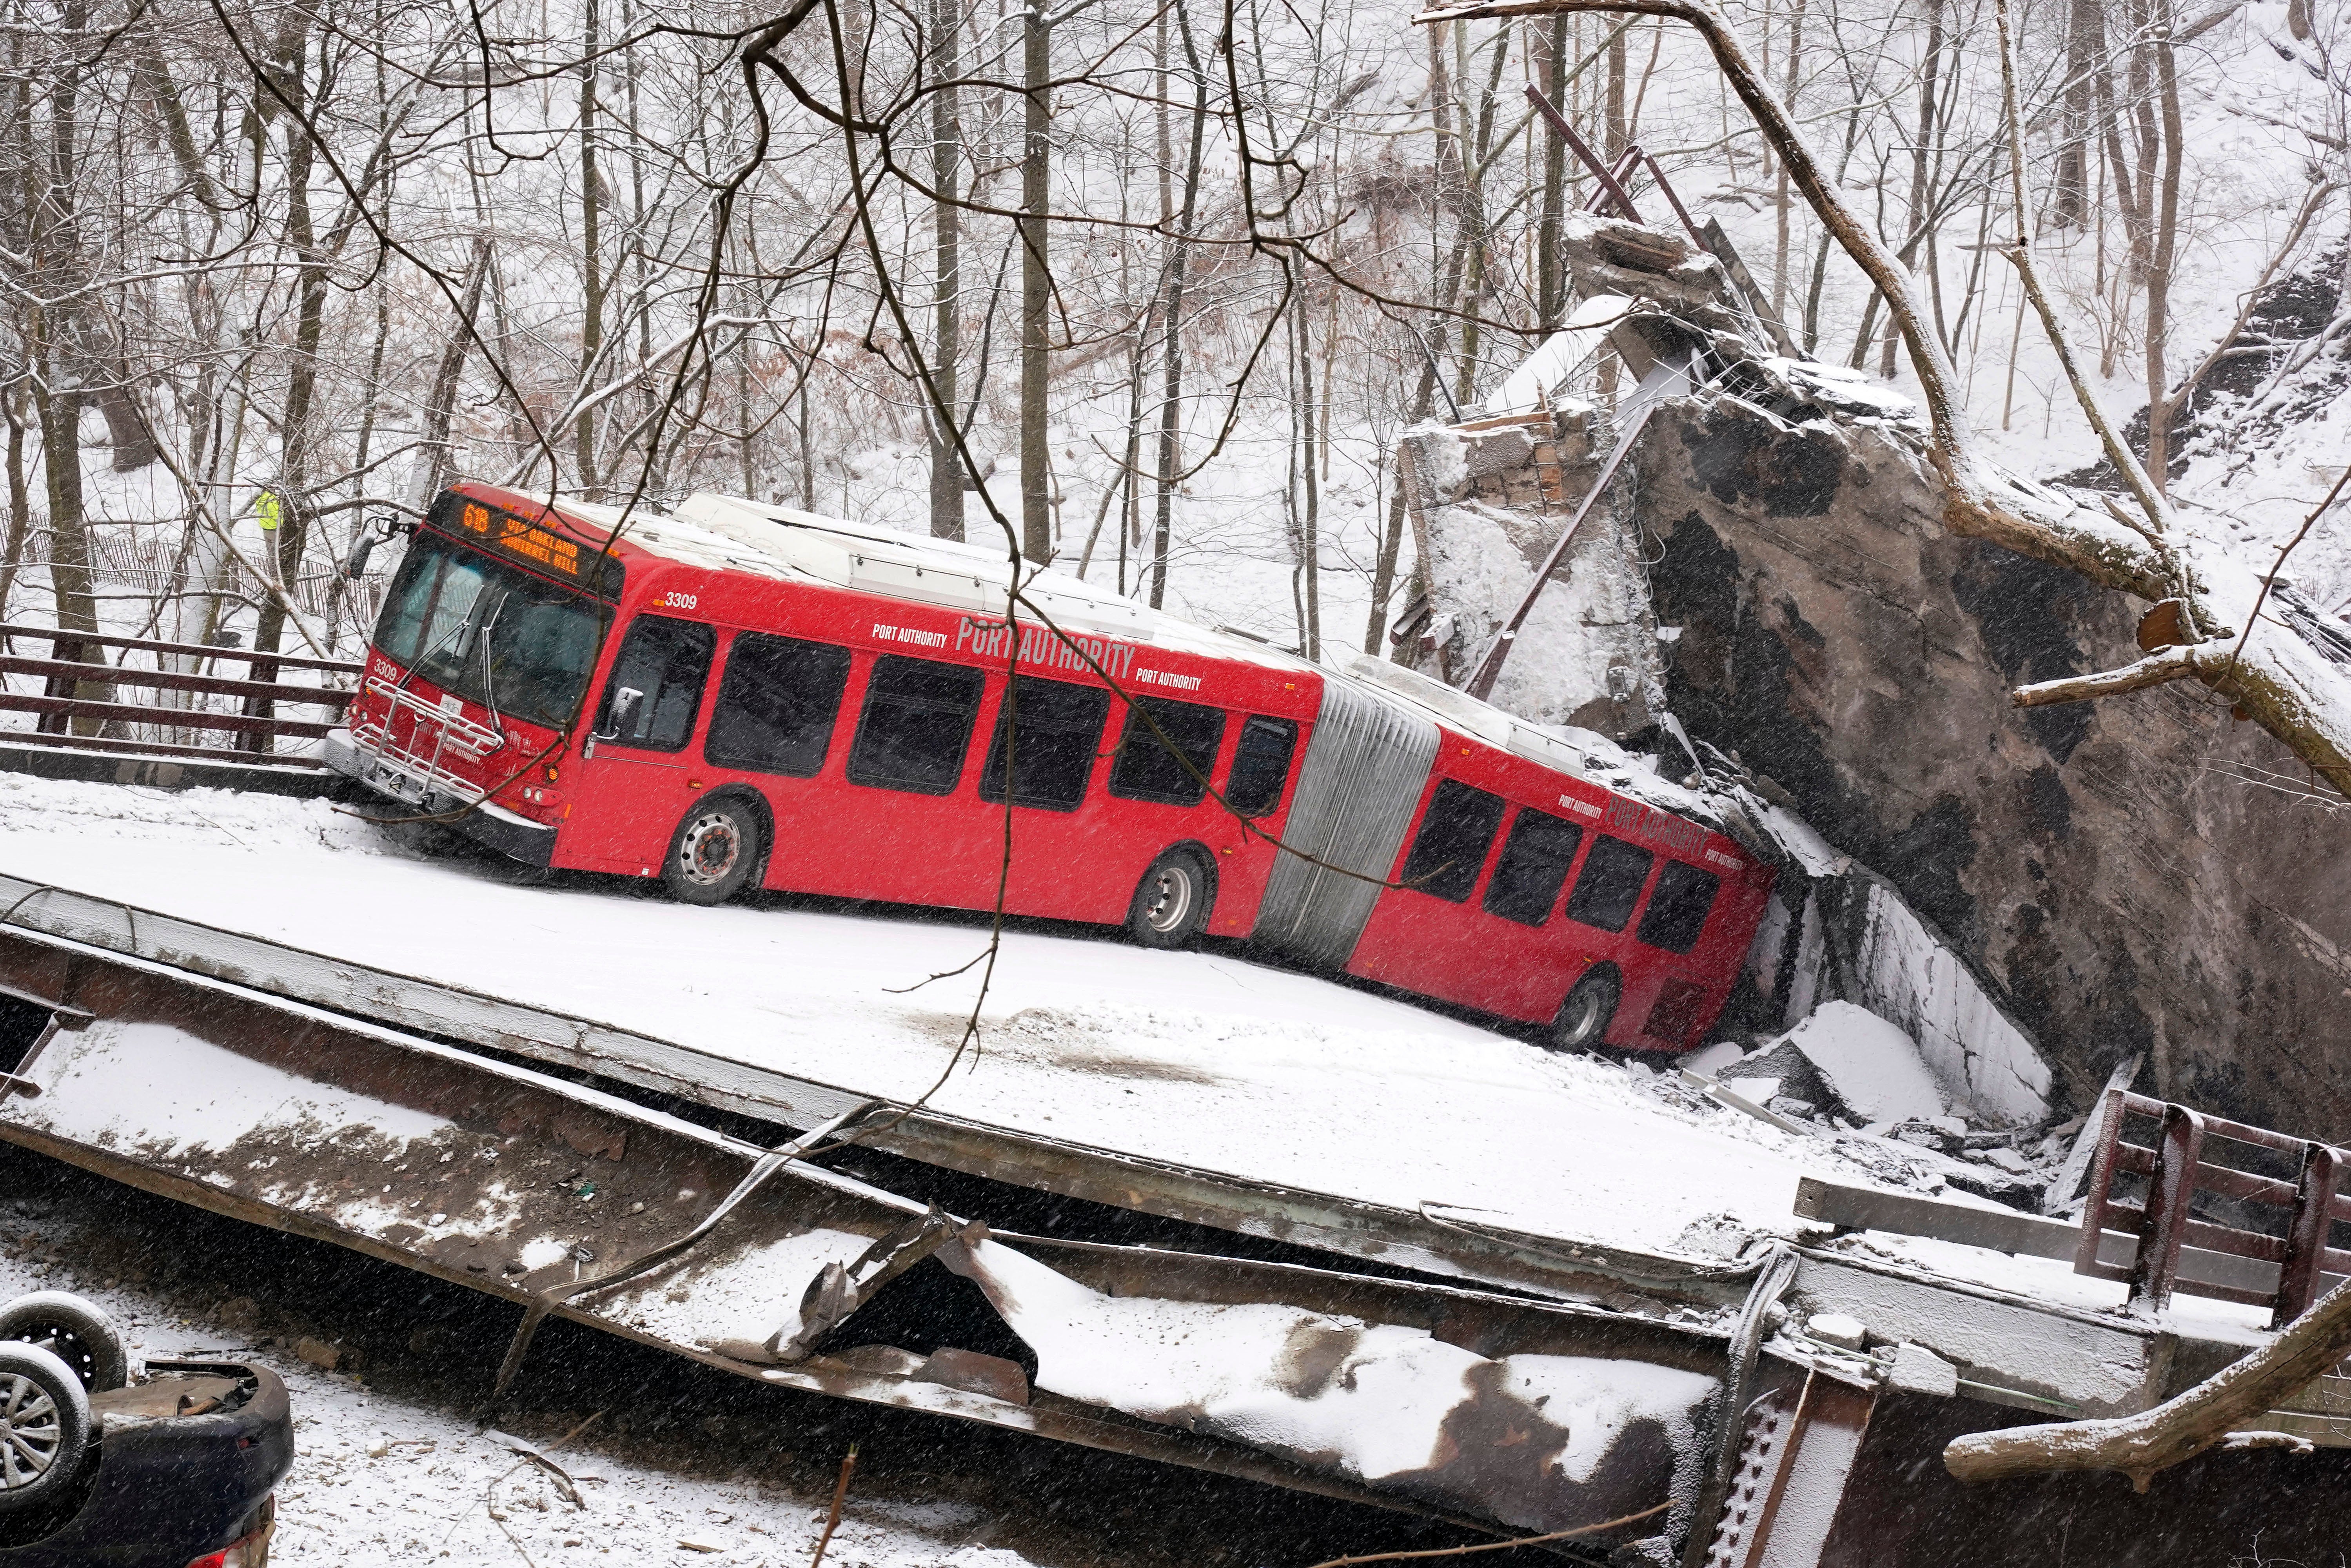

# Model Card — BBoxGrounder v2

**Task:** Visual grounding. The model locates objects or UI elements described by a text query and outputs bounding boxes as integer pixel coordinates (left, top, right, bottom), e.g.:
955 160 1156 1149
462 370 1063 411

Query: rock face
1639 394 2351 1130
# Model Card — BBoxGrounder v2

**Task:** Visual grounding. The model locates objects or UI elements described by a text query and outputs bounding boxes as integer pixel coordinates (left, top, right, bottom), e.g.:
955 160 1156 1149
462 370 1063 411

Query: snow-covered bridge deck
0 772 1855 1264
0 771 2298 1429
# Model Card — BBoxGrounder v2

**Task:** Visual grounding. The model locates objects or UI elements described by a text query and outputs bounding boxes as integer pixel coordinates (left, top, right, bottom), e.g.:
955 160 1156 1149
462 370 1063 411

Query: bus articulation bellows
325 482 1773 1053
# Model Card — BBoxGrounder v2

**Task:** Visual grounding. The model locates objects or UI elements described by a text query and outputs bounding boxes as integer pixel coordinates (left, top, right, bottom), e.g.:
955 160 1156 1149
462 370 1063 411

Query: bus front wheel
663 797 762 907
1552 967 1621 1052
1126 848 1215 950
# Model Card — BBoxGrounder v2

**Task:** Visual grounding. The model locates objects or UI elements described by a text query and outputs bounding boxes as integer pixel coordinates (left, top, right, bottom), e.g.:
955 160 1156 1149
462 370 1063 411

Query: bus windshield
373 529 612 730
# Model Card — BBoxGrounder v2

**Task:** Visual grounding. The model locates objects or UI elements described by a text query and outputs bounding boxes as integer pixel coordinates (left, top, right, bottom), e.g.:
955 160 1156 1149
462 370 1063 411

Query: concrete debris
1554 212 1736 321
1677 1040 1748 1078
1728 799 2053 1129
1804 1313 1868 1352
1727 1002 1947 1128
1885 1341 1959 1398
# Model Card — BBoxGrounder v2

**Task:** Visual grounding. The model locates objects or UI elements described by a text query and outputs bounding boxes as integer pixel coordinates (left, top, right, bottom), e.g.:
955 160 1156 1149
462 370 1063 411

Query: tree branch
2011 645 2197 707
1946 1270 2351 1490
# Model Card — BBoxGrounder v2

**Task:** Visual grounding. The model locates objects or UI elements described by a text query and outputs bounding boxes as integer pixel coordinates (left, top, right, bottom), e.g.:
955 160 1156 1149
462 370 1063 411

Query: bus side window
846 654 987 795
980 675 1111 811
1482 808 1583 926
705 633 852 777
1107 696 1226 806
1563 835 1654 933
1399 779 1506 902
595 615 715 751
1637 862 1721 953
1224 715 1299 818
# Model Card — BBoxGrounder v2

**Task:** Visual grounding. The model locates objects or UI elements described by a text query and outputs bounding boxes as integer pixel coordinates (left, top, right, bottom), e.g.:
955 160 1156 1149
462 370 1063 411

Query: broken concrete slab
1721 770 2053 1127
1759 1002 1946 1129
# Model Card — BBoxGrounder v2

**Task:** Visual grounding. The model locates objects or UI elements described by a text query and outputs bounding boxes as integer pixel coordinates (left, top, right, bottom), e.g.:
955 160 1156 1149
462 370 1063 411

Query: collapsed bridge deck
0 771 2344 1563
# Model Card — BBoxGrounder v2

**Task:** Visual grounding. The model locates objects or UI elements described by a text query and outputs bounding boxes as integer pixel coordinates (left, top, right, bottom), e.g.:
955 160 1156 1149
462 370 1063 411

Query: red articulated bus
327 481 1774 1052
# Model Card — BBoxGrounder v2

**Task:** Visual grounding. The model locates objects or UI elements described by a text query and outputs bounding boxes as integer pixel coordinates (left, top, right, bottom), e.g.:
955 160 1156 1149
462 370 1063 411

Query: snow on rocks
1755 358 1922 425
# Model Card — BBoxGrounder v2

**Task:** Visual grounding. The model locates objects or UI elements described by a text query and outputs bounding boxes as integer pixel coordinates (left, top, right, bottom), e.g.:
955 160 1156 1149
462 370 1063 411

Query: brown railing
0 622 363 768
2076 1087 2351 1326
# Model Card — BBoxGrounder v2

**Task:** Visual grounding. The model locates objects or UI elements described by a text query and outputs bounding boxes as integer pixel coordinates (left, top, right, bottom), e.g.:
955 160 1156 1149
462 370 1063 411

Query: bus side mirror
341 515 411 581
598 686 644 740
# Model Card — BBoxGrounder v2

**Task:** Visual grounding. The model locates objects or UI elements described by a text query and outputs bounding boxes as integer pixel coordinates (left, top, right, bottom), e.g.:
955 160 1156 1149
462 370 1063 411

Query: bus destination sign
457 501 621 596
461 501 585 575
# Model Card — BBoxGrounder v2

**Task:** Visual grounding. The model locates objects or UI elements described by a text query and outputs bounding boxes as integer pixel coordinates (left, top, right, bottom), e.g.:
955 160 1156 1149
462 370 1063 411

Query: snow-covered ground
0 770 1955 1265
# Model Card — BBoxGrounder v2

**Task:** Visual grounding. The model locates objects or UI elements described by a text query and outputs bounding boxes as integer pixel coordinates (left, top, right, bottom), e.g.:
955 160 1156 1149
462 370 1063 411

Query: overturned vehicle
0 1289 290 1568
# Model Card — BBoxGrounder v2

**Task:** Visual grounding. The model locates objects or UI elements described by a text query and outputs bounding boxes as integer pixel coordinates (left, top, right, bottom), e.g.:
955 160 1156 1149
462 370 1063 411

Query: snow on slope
0 771 1945 1268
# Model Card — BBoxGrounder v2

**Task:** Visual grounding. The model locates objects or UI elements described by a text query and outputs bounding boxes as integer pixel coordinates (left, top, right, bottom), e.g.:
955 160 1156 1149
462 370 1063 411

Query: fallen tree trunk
1412 0 2351 805
1944 1271 2351 1490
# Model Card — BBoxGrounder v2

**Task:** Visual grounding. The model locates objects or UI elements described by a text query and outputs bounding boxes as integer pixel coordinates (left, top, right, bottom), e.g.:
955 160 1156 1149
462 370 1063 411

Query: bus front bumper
323 728 559 867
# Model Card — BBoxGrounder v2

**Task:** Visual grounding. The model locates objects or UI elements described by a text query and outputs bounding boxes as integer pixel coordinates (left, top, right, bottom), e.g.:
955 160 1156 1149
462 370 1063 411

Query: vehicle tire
1126 848 1215 950
0 1342 90 1516
662 796 763 907
1552 967 1622 1052
0 1293 126 1394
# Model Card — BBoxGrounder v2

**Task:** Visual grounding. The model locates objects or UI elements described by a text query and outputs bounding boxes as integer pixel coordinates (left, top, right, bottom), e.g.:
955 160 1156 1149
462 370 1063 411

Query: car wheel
663 797 763 907
0 1293 126 1393
0 1343 90 1516
1552 967 1622 1052
1126 848 1215 949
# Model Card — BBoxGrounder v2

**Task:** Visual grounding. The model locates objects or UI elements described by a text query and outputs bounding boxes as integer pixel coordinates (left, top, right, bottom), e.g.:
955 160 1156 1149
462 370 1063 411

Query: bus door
1614 856 1725 1049
565 613 719 874
824 652 1002 909
982 673 1124 920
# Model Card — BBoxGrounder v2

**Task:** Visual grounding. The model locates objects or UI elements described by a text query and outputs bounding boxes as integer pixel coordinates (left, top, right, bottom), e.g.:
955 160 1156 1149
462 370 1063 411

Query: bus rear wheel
1126 848 1214 950
1552 967 1621 1052
663 797 762 907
